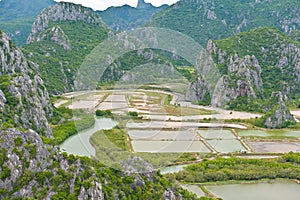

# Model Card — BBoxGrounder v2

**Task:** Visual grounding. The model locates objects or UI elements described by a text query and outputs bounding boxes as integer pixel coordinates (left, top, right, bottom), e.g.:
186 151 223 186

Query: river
60 117 117 157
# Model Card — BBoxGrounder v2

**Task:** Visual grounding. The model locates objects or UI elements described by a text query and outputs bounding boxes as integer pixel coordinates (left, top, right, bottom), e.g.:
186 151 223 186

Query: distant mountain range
0 0 169 46
0 0 55 46
98 0 168 32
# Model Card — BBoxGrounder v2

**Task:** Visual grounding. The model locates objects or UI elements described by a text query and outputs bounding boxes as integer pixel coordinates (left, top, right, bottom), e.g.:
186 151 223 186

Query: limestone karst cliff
0 30 52 136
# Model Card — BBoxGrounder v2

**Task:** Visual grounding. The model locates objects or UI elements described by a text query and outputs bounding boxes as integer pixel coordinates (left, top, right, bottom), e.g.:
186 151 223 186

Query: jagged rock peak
137 0 153 9
264 92 295 129
0 31 52 136
27 2 107 44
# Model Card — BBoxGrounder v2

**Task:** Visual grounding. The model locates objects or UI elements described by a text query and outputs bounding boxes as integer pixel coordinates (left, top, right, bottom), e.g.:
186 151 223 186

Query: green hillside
148 0 300 45
23 2 110 94
24 21 109 94
0 0 54 46
213 27 300 98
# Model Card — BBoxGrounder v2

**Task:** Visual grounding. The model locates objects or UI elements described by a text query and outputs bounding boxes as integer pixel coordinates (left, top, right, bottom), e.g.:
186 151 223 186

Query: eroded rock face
27 2 106 44
264 92 295 129
0 31 52 136
185 76 210 102
211 54 263 107
0 129 104 199
0 90 6 112
187 31 300 108
33 25 72 50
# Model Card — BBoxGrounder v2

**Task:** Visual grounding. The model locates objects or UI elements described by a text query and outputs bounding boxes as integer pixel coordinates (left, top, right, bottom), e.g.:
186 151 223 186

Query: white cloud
54 0 179 11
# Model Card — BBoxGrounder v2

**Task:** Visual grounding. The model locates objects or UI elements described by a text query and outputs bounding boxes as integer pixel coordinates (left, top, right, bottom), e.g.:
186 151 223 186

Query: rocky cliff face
264 92 295 129
32 25 72 50
27 2 106 44
0 128 104 199
187 28 300 108
0 31 52 136
187 40 264 107
212 54 263 107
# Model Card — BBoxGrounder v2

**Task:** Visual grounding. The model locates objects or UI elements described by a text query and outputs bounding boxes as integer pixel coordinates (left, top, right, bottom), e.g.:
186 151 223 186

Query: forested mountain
148 0 300 45
99 0 167 32
23 2 111 94
0 0 55 46
187 27 299 128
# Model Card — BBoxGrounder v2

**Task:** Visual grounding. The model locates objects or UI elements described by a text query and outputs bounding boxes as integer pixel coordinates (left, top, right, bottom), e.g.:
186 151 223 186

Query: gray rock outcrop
264 92 295 129
27 2 107 44
0 31 52 136
0 129 104 199
212 54 263 107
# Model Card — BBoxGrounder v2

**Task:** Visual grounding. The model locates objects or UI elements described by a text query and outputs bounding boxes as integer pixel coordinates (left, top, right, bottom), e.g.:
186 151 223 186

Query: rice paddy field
207 139 247 153
196 129 237 140
56 90 300 156
247 142 300 153
127 130 197 141
237 130 300 138
131 141 211 153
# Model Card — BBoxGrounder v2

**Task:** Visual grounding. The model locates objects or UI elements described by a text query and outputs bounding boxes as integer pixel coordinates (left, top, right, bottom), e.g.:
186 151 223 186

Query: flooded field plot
131 141 211 153
68 100 99 110
128 130 197 141
181 185 205 198
207 140 246 153
206 182 300 200
247 142 300 153
95 94 129 110
197 130 236 140
105 94 127 102
238 130 300 138
96 102 128 110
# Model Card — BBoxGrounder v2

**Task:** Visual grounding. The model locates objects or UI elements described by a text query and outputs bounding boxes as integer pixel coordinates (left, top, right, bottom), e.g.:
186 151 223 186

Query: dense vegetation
172 154 300 183
148 0 300 45
23 21 109 94
95 109 112 117
50 108 95 145
0 0 54 46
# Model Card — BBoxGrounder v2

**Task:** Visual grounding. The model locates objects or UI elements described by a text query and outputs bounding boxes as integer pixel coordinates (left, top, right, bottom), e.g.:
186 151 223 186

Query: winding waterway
60 117 117 157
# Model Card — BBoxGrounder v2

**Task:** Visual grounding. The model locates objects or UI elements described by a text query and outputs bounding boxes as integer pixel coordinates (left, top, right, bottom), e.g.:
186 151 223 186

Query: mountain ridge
99 0 167 31
148 0 300 45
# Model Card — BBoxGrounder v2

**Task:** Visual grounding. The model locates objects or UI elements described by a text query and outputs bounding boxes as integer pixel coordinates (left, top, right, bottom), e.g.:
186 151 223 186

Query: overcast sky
54 0 179 11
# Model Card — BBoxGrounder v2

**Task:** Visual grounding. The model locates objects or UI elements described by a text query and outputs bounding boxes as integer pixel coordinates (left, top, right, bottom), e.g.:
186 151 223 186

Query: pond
206 182 300 200
159 164 188 174
247 142 300 153
237 130 300 138
207 140 246 153
131 141 211 153
127 130 197 140
197 129 236 140
60 117 117 157
181 185 205 198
